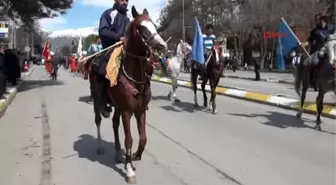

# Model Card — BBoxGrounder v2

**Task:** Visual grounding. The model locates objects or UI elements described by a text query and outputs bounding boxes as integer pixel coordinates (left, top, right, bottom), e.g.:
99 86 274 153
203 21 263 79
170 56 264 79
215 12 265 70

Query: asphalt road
176 72 335 104
0 66 335 185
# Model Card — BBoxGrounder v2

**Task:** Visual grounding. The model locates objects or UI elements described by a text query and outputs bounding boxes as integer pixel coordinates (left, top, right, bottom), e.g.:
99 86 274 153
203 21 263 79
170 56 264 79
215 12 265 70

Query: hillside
46 26 98 51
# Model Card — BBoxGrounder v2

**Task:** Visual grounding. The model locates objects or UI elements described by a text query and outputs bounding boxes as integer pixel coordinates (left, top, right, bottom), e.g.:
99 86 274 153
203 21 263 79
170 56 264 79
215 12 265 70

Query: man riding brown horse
89 2 167 183
95 0 130 118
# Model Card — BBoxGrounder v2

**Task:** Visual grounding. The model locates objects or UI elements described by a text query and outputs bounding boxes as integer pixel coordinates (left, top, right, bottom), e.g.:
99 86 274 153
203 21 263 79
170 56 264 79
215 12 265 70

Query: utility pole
13 22 16 49
26 30 29 59
182 0 185 43
182 0 185 67
31 31 34 55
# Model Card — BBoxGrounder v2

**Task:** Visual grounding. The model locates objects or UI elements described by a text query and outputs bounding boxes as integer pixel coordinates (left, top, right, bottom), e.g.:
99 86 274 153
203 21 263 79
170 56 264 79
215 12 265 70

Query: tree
0 0 73 27
84 34 98 50
60 45 71 56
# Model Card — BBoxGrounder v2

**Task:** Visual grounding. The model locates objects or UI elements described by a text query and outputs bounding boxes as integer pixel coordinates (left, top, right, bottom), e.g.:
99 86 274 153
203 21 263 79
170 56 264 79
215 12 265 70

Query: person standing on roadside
0 48 7 97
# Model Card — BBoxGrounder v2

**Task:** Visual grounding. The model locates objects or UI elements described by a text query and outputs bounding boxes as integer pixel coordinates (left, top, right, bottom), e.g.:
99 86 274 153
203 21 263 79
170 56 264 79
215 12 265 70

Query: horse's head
212 43 221 64
129 6 167 56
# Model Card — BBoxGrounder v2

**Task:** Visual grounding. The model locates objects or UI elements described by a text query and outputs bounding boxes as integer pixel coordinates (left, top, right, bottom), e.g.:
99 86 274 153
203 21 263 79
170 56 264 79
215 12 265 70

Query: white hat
82 50 87 56
50 51 55 56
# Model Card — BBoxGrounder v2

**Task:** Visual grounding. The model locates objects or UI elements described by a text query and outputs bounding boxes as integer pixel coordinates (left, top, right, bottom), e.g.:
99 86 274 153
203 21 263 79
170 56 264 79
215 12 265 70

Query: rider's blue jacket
98 4 130 49
308 24 335 54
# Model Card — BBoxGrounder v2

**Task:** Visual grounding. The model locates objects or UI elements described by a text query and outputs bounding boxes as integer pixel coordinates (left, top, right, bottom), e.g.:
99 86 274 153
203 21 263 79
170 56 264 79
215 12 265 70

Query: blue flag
275 18 300 71
191 17 204 64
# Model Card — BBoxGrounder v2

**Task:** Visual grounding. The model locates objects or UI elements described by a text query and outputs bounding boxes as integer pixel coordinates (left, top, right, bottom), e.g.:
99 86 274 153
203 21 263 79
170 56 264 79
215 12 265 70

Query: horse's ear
143 8 149 16
131 6 139 18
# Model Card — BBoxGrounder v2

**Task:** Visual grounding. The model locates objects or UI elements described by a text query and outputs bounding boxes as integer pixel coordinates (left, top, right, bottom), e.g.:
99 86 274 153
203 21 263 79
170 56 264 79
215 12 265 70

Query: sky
39 0 168 31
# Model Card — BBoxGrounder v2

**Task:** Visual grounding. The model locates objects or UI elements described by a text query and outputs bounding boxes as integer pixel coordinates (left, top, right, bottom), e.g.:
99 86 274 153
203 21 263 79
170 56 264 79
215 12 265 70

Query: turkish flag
42 40 52 74
42 40 51 62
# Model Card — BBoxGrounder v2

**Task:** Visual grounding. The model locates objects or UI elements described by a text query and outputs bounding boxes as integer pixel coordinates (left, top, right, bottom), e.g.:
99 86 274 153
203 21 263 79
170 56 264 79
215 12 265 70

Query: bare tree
60 45 71 56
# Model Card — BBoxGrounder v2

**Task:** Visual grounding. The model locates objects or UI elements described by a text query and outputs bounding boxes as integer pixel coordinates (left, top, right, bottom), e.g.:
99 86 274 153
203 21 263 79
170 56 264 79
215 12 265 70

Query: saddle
106 44 124 87
91 44 150 98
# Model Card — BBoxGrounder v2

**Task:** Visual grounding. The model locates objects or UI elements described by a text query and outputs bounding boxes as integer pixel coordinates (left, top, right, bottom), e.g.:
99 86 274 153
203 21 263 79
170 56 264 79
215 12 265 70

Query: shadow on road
152 95 199 113
78 95 93 105
227 111 335 135
73 134 127 178
17 79 64 92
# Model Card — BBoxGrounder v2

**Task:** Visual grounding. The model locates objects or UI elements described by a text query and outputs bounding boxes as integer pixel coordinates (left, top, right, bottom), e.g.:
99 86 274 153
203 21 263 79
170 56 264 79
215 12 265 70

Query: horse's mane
126 14 153 38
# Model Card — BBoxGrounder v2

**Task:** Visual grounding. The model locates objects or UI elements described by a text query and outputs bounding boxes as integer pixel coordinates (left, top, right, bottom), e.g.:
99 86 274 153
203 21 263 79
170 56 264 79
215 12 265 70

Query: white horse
166 40 191 102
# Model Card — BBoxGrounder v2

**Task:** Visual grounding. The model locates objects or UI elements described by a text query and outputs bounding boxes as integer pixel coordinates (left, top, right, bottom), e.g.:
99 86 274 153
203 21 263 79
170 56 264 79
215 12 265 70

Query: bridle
122 18 157 85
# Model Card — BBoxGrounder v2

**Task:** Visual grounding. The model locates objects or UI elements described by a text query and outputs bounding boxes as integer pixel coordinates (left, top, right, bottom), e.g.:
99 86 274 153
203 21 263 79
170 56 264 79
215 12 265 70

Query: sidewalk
220 70 294 84
0 65 36 117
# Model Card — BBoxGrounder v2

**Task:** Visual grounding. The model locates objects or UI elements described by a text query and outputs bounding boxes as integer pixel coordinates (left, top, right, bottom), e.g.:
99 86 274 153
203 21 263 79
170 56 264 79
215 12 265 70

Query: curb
0 65 36 118
151 75 336 119
155 71 293 84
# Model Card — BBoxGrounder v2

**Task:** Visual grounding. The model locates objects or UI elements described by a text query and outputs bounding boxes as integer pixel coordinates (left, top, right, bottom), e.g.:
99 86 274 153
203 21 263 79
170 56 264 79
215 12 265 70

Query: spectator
254 58 260 81
0 48 7 97
4 49 21 86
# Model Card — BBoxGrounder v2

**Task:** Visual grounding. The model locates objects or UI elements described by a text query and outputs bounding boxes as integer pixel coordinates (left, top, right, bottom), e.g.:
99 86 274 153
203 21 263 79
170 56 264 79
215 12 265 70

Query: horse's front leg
93 96 104 154
168 76 180 102
112 109 122 163
133 110 147 161
297 81 309 119
315 90 325 131
121 112 136 184
191 69 199 107
209 79 219 114
201 78 208 107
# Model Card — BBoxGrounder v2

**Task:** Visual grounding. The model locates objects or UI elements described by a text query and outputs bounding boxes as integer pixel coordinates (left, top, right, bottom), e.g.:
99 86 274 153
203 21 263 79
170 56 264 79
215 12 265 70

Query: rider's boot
99 80 112 118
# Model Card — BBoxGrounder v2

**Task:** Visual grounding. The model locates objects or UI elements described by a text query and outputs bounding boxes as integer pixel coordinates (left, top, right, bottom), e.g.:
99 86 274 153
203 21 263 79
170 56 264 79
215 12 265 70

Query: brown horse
191 43 223 114
89 6 167 183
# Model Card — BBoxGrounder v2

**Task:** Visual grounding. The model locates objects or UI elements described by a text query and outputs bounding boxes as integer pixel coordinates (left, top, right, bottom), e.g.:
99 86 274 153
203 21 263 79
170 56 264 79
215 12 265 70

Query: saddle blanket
106 44 124 87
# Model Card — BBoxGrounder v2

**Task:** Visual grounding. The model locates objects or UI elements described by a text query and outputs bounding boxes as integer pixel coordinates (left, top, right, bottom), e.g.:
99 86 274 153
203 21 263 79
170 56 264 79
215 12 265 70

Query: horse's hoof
125 175 136 184
212 109 218 114
101 111 110 118
96 147 105 155
174 98 181 102
194 104 199 108
106 106 112 112
132 153 141 161
315 124 322 131
316 118 322 124
296 112 302 118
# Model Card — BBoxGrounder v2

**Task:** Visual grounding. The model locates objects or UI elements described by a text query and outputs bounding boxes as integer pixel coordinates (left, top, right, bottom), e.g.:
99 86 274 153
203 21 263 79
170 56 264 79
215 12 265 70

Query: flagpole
281 18 311 58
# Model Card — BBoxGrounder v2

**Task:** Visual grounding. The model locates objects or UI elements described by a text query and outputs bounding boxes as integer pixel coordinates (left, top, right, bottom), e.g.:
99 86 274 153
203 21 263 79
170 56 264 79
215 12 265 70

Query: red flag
42 40 51 61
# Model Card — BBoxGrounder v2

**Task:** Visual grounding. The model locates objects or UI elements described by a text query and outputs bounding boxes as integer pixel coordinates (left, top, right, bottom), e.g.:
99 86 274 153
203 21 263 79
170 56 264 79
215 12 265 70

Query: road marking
147 123 243 185
40 102 52 185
